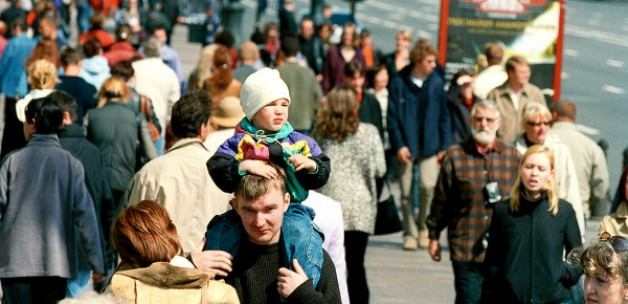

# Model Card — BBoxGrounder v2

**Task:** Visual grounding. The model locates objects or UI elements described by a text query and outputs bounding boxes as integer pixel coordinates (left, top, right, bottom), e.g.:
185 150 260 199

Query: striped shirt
427 139 521 263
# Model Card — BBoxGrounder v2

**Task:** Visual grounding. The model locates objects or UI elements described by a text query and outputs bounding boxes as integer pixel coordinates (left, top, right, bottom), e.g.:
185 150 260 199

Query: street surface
172 1 626 302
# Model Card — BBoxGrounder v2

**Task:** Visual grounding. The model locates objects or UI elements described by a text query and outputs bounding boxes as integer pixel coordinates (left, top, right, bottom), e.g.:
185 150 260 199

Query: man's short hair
50 91 78 123
505 55 529 73
552 99 577 121
83 39 102 58
170 91 212 139
110 61 135 81
280 34 300 57
25 96 64 134
235 170 287 202
10 17 28 33
60 47 82 67
484 42 504 66
142 38 161 58
409 41 437 65
239 41 259 62
471 100 501 120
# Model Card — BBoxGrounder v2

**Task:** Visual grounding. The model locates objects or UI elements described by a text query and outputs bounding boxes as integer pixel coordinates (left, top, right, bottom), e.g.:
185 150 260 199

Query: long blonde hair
510 144 560 215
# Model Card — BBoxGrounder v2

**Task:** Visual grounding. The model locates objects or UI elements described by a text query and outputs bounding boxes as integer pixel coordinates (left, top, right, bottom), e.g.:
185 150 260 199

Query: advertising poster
438 0 565 99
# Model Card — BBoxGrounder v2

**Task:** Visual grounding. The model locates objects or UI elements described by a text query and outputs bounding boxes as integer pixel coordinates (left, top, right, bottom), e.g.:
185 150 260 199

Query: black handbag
374 182 402 235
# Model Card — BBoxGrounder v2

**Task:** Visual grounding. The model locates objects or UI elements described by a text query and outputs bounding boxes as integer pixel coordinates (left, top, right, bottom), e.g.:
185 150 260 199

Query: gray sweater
0 134 104 278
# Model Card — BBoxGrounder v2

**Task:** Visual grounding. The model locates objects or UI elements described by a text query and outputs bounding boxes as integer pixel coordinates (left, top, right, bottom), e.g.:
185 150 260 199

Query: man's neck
411 67 428 80
508 81 524 92
475 141 496 155
63 65 81 76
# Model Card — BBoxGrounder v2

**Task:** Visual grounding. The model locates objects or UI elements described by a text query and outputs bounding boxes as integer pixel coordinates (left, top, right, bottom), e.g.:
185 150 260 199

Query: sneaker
403 236 418 251
417 230 429 249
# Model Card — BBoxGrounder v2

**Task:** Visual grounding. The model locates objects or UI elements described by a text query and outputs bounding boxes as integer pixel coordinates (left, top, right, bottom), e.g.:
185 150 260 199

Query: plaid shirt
427 139 520 263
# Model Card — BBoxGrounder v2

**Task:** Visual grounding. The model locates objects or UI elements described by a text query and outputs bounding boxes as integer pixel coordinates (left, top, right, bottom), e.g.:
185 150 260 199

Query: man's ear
283 192 291 211
229 197 237 210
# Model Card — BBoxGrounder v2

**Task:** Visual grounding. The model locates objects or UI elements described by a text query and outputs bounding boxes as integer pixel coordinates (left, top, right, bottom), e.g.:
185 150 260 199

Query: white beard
472 128 496 145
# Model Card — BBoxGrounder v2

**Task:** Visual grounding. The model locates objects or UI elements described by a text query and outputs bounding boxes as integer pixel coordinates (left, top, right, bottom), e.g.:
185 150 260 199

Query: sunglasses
600 233 628 252
526 121 551 127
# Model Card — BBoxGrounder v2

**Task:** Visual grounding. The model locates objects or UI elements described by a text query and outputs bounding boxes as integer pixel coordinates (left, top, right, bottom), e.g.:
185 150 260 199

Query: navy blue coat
388 67 452 158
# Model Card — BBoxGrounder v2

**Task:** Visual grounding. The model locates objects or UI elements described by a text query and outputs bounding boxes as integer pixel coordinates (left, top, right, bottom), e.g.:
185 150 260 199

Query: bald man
550 100 610 218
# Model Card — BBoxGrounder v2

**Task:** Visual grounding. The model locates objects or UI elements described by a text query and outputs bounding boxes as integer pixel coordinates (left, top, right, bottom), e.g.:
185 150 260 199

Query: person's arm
0 160 9 221
369 125 387 179
426 153 454 241
434 79 452 150
72 162 105 274
562 148 585 236
387 79 409 157
590 144 610 203
560 203 584 287
294 136 331 189
285 252 341 304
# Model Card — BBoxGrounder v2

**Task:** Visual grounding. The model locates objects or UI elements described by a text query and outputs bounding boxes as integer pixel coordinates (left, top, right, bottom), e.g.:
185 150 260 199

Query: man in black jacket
54 91 115 291
197 169 341 304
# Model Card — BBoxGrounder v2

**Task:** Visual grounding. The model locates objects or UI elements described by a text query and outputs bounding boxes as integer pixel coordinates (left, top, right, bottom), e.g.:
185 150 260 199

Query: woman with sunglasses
513 101 585 236
600 167 628 239
483 145 583 303
581 237 628 304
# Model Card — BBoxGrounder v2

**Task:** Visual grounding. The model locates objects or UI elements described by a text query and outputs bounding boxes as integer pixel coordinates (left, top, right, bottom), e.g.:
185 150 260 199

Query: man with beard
426 100 520 303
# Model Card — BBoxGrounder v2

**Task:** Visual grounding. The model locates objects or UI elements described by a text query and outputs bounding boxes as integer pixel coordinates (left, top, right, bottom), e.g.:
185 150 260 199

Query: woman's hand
277 259 309 298
190 250 233 278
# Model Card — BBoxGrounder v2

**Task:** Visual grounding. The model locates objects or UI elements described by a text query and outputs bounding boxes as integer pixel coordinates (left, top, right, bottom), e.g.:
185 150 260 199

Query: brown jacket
111 262 239 304
486 82 544 144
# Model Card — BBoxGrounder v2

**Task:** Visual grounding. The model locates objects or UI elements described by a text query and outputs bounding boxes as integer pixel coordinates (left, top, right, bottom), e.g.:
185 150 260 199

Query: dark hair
280 34 300 57
215 30 235 48
83 39 102 58
170 91 212 139
449 68 475 90
612 167 628 212
90 13 106 30
484 42 504 66
115 23 133 41
25 95 64 134
366 64 388 89
112 200 182 268
110 61 135 81
60 47 82 67
343 60 365 78
9 17 28 33
50 91 78 122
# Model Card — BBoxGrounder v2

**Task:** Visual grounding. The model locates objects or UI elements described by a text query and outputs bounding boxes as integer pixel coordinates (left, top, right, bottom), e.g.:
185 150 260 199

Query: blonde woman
483 145 582 303
1 59 58 159
514 101 585 235
187 44 218 92
86 77 156 213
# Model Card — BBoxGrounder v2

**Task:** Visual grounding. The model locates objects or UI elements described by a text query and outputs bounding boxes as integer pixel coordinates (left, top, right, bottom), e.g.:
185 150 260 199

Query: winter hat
240 68 291 119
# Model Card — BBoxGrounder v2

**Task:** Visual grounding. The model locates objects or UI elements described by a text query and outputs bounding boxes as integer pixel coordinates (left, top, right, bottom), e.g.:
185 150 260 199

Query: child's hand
239 160 279 179
289 155 317 172
277 259 309 298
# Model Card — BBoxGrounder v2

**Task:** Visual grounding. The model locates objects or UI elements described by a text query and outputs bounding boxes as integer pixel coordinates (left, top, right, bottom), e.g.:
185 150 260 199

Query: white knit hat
240 68 291 119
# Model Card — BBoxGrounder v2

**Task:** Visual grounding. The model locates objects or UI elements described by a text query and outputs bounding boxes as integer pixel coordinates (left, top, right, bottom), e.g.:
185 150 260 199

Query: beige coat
111 262 239 304
487 82 545 144
126 138 231 252
515 134 585 235
600 202 628 239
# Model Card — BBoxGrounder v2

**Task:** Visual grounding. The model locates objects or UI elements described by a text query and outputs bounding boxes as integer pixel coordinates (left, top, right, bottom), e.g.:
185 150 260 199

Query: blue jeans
204 204 324 286
452 261 484 304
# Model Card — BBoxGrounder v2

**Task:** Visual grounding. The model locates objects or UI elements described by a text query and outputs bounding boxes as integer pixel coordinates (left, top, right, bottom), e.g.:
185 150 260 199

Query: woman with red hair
110 200 239 303
203 45 241 108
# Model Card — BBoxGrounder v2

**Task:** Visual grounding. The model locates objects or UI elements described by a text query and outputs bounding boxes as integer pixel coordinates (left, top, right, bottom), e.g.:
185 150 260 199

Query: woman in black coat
483 145 583 303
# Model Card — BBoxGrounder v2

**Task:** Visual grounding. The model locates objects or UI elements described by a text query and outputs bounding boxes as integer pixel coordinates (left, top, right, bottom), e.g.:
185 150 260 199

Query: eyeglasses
600 233 628 252
526 121 551 127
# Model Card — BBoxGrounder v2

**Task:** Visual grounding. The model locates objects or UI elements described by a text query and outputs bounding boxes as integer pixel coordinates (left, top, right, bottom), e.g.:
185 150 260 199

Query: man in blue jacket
0 17 36 159
388 42 452 251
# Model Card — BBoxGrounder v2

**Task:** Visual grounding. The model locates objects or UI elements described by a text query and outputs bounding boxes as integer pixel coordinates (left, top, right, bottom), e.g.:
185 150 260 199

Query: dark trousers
1 96 26 160
1 277 67 304
344 230 369 304
452 261 484 304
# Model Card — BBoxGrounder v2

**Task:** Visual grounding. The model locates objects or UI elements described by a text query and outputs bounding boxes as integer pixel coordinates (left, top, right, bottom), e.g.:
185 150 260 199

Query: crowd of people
0 0 627 304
